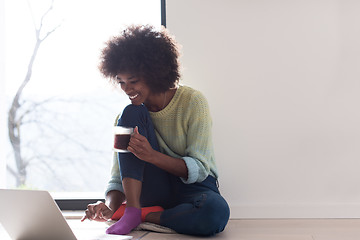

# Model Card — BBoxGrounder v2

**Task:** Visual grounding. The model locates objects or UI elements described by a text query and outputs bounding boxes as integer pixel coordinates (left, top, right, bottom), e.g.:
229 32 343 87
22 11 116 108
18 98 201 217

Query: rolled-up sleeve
105 152 124 196
180 156 209 184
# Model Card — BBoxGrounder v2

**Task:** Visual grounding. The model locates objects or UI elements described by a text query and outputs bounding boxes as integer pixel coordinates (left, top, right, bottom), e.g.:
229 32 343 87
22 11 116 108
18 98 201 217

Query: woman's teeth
129 94 139 100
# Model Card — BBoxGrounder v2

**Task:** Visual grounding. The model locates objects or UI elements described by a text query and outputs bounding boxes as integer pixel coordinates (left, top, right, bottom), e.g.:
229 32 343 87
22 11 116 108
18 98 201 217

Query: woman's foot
106 207 141 235
111 204 164 222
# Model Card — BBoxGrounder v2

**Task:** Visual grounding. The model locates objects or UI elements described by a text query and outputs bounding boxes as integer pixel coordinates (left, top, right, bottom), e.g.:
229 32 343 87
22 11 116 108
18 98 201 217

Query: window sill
62 210 84 220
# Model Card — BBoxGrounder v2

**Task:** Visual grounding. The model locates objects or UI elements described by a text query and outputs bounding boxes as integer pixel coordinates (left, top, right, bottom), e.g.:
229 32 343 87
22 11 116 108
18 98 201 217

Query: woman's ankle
144 211 162 224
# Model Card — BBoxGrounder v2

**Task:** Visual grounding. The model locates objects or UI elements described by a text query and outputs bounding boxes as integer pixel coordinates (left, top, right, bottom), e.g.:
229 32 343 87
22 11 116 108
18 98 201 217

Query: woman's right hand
81 201 114 222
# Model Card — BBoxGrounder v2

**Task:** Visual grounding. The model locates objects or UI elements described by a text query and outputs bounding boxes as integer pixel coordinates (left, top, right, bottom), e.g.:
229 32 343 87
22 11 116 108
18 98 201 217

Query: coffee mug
113 126 134 153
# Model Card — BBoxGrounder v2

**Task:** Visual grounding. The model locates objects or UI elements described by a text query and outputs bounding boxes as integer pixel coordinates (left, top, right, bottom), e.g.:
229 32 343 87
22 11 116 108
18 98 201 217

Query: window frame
56 198 104 211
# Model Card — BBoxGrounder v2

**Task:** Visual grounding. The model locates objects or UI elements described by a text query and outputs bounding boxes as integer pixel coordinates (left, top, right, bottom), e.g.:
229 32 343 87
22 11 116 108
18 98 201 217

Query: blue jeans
117 104 230 236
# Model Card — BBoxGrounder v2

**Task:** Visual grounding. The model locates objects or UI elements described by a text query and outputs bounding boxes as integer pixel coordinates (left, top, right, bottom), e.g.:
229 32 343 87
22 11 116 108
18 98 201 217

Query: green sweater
106 85 217 194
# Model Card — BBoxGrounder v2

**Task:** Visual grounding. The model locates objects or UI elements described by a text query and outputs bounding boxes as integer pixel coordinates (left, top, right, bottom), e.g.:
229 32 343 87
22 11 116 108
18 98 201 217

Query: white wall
167 0 360 218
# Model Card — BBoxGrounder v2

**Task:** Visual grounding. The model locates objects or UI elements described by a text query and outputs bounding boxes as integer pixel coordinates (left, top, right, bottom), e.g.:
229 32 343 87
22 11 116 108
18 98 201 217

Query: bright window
1 0 162 198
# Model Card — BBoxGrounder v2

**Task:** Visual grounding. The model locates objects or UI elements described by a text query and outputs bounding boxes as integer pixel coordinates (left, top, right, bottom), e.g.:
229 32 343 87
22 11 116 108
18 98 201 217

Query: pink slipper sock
106 207 141 235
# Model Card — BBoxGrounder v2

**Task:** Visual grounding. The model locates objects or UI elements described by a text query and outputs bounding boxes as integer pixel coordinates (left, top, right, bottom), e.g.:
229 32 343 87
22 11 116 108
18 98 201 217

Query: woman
82 25 230 236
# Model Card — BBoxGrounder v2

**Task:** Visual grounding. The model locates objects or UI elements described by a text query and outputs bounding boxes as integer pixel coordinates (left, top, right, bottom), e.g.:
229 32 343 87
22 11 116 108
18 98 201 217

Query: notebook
0 189 132 240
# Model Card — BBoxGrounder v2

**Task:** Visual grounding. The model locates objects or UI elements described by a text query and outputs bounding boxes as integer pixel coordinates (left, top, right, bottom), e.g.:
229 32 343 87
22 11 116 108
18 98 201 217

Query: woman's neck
145 88 177 112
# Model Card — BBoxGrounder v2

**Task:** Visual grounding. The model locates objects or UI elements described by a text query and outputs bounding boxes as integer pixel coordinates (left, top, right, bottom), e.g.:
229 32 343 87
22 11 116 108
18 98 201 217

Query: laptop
0 189 132 240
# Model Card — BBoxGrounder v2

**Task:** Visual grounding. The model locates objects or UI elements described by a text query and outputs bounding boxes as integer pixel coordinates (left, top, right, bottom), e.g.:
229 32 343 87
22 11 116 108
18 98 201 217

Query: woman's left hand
128 126 156 163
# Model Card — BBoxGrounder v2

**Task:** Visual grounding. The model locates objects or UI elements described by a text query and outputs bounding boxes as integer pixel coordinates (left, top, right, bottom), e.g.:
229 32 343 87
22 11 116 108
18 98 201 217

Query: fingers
81 201 108 222
80 213 89 222
128 127 146 149
127 126 155 162
134 126 139 134
81 208 96 222
131 126 144 140
128 137 145 152
131 127 149 144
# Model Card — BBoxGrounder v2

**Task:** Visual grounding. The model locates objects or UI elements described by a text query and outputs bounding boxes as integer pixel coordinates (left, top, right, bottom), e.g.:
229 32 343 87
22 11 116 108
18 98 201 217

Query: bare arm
150 151 188 179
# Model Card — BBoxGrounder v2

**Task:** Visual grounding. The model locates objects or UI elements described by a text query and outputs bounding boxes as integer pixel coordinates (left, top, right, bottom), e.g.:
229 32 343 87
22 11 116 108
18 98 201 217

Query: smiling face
115 73 152 106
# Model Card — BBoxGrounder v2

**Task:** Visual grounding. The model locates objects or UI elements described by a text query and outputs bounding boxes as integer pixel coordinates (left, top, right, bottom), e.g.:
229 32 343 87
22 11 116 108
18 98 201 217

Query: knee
118 104 148 127
122 104 145 114
193 192 230 236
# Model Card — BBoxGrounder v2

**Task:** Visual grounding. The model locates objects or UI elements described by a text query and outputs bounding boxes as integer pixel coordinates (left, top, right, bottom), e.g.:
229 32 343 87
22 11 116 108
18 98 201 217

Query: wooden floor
2 218 360 239
127 219 360 240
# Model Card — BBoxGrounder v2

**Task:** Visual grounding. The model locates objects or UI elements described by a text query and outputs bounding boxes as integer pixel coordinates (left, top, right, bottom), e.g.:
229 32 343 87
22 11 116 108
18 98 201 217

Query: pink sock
106 207 141 235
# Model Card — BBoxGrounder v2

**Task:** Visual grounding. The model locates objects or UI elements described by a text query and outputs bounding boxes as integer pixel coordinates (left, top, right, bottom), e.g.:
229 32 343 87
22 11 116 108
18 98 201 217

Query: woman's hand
81 201 114 222
128 126 156 163
128 127 188 179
